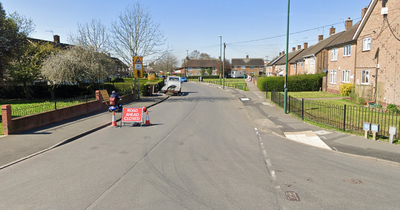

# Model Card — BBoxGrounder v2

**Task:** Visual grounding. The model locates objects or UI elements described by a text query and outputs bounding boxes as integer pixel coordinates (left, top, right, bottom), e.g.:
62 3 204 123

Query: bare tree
189 50 200 59
150 52 178 73
110 3 165 66
68 19 109 53
41 46 113 89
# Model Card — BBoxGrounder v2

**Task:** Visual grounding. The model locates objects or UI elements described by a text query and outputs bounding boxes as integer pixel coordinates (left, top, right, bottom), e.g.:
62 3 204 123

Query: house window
234 66 237 69
212 67 216 71
250 72 255 75
196 73 200 76
188 67 192 71
361 70 369 84
342 70 350 83
330 70 337 84
293 64 296 70
300 61 303 67
188 73 193 76
250 66 255 69
310 58 315 65
212 72 217 75
241 66 246 69
363 37 371 51
331 48 338 61
343 45 351 56
196 67 201 70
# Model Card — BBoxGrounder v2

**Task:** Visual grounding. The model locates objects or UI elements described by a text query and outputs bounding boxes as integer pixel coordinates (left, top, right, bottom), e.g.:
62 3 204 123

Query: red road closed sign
122 107 143 122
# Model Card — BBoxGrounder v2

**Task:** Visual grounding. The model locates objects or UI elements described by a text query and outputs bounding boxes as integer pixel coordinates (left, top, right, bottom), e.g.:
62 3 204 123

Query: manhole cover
285 191 300 201
344 179 363 184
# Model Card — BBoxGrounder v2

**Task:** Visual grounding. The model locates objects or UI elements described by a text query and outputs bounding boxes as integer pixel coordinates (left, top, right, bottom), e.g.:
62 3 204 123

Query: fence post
54 100 57 110
85 95 87 103
343 104 346 132
1 104 12 135
288 95 291 113
279 93 281 106
302 98 304 120
265 84 268 98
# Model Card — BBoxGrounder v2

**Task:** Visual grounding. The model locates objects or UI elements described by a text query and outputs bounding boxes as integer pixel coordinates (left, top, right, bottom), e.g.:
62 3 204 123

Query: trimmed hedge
257 73 325 92
187 75 219 79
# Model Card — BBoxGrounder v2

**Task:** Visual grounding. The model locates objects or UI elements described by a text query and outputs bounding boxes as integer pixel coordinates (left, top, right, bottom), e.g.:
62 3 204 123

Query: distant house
266 53 285 76
292 28 344 78
183 59 220 76
325 18 360 94
353 0 400 106
231 56 264 76
272 47 303 76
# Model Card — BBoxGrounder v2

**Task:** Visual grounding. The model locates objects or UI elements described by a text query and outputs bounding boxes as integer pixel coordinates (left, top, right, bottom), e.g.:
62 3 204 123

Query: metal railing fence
271 91 400 139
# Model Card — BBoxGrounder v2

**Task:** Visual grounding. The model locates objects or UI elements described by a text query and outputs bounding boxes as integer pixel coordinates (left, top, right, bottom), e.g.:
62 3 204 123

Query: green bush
257 73 325 92
111 77 125 82
386 104 400 113
339 83 354 96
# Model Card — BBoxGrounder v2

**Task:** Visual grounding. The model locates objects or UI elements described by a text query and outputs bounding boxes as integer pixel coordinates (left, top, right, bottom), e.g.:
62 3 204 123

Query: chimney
246 55 249 59
282 51 285 55
53 35 60 44
292 47 296 52
329 27 335 36
318 35 324 42
362 7 368 19
297 45 301 50
304 42 308 49
345 18 353 30
279 52 282 56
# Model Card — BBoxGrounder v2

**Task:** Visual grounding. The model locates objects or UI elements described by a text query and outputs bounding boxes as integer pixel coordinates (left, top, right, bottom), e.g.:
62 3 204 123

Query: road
0 82 399 209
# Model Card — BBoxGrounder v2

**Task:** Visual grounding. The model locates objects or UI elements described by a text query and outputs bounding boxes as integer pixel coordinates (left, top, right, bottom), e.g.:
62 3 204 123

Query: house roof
28 37 71 50
267 55 285 66
326 21 361 48
231 58 264 66
186 59 219 68
353 0 378 40
292 31 345 63
273 48 303 65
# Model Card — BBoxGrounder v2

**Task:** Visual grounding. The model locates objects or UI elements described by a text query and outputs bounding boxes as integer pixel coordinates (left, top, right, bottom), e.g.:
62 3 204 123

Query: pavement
0 80 399 170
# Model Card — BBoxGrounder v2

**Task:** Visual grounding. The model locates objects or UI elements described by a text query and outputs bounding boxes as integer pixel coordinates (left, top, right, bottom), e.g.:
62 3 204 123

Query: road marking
284 131 331 150
240 98 250 101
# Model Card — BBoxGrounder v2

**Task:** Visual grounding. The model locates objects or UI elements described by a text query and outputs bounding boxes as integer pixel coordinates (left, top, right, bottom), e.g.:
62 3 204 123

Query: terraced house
184 59 220 76
352 0 400 107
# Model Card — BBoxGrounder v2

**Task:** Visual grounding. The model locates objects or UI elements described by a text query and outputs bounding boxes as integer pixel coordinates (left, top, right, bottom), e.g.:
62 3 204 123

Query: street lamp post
186 50 188 77
284 0 290 114
219 35 222 85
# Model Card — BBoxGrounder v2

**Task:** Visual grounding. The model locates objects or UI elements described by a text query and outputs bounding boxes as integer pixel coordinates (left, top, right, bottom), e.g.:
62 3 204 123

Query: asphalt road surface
1 82 399 209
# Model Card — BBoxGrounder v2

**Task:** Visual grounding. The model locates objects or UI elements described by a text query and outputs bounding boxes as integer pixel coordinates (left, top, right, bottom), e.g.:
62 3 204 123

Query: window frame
363 37 371 51
361 70 370 84
342 70 350 83
343 45 351 56
331 48 338 61
330 69 337 84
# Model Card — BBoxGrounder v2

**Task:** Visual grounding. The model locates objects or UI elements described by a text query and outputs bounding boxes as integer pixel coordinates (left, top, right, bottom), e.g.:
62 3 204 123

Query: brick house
273 47 303 76
291 29 344 78
266 54 285 76
353 0 400 106
183 59 219 76
231 56 264 76
325 18 361 94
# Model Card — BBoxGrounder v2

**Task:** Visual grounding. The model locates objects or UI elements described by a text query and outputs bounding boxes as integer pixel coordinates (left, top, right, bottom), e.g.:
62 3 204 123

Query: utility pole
219 35 222 85
284 0 290 114
223 43 226 89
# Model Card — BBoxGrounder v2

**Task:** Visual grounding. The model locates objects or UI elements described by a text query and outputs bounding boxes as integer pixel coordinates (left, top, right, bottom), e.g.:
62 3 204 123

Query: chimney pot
292 47 296 52
54 35 60 44
304 42 308 49
297 45 301 50
246 55 249 59
345 18 353 30
318 35 324 42
329 27 335 36
362 7 368 19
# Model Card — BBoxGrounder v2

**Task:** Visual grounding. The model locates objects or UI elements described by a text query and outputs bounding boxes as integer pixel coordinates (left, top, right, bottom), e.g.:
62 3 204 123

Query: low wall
1 90 137 135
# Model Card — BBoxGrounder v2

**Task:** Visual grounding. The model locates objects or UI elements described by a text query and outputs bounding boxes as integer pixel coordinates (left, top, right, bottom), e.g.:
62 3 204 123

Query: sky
2 0 370 65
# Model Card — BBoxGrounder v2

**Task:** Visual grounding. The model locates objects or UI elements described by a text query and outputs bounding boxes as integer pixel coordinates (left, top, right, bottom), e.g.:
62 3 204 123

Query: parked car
181 77 187 82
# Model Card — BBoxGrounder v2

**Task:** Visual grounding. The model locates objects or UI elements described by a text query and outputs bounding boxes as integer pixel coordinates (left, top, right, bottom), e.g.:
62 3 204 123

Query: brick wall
1 90 137 135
